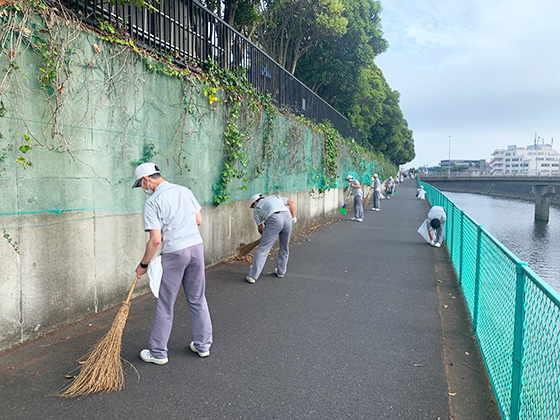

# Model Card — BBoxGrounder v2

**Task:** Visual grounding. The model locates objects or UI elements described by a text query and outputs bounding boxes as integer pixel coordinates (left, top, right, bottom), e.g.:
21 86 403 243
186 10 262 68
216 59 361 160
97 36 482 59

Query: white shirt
427 206 446 223
253 196 290 225
349 179 363 197
143 181 202 253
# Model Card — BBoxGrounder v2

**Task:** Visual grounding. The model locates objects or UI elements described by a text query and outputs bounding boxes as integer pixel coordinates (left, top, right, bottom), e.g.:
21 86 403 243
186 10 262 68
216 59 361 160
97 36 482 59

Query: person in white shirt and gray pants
246 194 296 284
133 163 213 365
371 173 381 211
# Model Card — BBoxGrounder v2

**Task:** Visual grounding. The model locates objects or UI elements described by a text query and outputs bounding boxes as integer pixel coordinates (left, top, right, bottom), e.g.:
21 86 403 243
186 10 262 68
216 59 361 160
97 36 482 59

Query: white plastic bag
148 255 163 298
417 220 432 244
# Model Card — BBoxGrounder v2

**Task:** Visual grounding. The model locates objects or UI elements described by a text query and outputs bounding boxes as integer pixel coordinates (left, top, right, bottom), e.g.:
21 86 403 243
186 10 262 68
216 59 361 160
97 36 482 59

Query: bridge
419 175 560 221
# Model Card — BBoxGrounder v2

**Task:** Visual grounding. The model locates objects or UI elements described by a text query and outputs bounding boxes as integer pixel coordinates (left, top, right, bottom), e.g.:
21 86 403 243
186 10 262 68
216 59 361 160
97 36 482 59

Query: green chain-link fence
419 179 560 420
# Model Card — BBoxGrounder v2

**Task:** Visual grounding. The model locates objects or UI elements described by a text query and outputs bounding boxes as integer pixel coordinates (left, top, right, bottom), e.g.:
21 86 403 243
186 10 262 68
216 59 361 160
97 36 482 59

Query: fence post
473 224 483 334
459 210 464 285
510 261 528 420
449 203 454 263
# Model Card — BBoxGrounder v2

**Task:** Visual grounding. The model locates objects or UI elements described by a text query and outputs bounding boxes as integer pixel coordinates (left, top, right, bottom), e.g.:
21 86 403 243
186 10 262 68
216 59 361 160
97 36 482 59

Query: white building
491 143 560 176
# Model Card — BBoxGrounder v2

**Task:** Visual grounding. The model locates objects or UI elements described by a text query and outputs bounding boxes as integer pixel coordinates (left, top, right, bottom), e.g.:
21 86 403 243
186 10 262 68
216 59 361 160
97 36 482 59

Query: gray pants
353 195 363 219
249 211 292 279
373 190 381 209
148 242 213 358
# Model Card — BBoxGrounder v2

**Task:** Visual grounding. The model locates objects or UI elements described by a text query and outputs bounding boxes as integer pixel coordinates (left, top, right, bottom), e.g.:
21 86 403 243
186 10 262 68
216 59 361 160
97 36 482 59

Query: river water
442 191 560 294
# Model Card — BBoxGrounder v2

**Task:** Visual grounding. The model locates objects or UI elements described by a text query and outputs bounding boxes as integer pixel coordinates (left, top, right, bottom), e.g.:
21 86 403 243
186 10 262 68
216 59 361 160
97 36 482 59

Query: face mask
142 179 154 196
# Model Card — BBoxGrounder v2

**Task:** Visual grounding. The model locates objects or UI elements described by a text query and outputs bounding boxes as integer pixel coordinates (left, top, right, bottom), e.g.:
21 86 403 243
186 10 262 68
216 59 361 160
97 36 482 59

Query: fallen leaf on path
93 44 101 53
465 352 470 356
413 363 423 367
448 392 457 396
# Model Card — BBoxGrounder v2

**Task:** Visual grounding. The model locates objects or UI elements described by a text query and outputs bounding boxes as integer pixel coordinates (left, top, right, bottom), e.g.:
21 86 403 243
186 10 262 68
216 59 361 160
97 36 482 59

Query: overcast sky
374 0 560 168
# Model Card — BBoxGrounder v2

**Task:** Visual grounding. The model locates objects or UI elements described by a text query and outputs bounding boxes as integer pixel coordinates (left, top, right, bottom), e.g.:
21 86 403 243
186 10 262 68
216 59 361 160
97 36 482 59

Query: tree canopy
215 0 416 165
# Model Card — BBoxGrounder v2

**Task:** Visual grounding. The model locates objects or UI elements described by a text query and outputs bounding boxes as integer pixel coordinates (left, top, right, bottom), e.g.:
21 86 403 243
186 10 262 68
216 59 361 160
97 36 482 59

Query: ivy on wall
0 0 396 256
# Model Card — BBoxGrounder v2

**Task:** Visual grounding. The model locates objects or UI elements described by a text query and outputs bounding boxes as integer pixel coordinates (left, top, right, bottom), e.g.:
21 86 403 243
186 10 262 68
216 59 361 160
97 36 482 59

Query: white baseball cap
132 162 160 188
250 193 263 208
373 173 378 178
345 175 353 180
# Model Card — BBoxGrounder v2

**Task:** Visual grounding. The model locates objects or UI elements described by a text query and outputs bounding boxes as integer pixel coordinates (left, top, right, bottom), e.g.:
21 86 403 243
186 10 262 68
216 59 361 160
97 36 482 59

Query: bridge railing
419 180 560 420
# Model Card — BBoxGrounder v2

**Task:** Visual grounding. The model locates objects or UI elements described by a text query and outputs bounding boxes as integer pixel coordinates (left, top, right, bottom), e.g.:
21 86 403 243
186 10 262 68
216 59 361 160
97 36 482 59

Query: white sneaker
246 275 256 284
434 242 441 248
371 208 376 211
350 217 357 220
356 218 363 222
189 341 210 358
140 349 168 365
275 268 285 278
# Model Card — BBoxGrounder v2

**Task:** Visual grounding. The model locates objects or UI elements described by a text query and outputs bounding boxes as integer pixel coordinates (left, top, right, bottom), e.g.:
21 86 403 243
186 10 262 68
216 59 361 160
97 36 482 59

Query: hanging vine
202 60 274 205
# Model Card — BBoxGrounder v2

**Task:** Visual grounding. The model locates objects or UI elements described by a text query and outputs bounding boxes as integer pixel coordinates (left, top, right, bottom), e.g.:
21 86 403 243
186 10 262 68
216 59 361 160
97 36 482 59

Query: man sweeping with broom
133 163 213 364
246 193 296 284
60 163 213 397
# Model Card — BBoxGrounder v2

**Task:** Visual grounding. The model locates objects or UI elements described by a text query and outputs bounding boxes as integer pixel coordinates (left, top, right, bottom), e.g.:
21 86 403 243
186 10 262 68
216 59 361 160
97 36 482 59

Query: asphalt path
0 181 500 420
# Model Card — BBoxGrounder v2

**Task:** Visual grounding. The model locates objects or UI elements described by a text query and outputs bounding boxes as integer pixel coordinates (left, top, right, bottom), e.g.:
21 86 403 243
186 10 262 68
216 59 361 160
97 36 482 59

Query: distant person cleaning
345 175 363 221
426 205 446 247
416 185 426 200
246 193 296 284
385 176 394 199
371 173 381 211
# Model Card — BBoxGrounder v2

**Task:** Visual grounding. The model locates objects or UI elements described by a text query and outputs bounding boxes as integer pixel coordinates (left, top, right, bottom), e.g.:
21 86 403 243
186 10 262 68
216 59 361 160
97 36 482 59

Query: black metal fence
56 0 363 141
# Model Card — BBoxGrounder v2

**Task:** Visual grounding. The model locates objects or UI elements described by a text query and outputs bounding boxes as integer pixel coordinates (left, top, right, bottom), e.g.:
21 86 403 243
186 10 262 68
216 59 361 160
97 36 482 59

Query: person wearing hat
385 176 394 199
416 185 426 200
426 205 446 247
345 175 363 222
132 162 213 364
246 193 296 284
371 173 381 211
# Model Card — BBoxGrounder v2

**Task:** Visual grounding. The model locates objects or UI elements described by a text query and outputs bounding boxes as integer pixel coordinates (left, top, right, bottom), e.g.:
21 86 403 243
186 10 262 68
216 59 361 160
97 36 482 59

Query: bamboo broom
60 275 140 398
362 191 371 208
236 239 260 257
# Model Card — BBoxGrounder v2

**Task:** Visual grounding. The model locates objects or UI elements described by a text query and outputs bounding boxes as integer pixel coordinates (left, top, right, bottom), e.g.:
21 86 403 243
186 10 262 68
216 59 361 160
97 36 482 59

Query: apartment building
491 143 560 175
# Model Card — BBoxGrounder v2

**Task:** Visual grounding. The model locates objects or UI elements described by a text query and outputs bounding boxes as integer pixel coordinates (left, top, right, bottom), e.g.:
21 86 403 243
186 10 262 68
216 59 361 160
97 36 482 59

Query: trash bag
417 221 431 244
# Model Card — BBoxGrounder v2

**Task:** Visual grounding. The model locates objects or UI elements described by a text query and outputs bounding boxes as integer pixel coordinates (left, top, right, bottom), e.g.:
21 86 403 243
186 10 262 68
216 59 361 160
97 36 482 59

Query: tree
256 0 348 74
198 0 260 31
295 0 387 97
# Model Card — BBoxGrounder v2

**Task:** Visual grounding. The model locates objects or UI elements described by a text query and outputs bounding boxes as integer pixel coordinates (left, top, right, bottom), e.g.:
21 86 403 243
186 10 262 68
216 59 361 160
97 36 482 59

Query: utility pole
448 136 451 178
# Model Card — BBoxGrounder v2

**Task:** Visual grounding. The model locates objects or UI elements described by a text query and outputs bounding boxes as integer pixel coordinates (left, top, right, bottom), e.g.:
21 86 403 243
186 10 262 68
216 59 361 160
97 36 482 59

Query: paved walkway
0 182 500 420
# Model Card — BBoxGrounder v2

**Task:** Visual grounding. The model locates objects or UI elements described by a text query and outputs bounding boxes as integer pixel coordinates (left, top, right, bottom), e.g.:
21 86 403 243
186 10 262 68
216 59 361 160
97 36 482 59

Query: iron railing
54 0 363 141
419 179 560 420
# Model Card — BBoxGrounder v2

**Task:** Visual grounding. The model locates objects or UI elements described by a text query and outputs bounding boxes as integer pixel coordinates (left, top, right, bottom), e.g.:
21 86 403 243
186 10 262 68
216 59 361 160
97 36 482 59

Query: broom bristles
236 239 260 257
362 192 370 207
60 303 130 398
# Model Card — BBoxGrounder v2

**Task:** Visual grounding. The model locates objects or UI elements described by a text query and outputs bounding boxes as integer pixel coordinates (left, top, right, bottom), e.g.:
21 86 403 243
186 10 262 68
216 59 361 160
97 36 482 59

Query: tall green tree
256 0 348 74
294 0 416 164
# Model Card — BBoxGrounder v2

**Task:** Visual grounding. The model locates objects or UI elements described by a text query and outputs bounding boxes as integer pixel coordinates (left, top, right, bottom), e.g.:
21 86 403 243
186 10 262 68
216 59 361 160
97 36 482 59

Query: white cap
250 193 263 207
346 175 353 180
132 162 160 188
373 173 378 178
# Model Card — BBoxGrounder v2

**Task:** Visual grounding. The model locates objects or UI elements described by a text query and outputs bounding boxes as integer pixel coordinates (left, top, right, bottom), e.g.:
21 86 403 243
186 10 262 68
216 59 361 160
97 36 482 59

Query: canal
442 191 560 293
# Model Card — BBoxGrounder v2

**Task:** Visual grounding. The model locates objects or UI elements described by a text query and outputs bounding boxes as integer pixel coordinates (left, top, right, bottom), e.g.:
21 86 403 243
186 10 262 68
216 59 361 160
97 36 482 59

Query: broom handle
124 275 140 305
